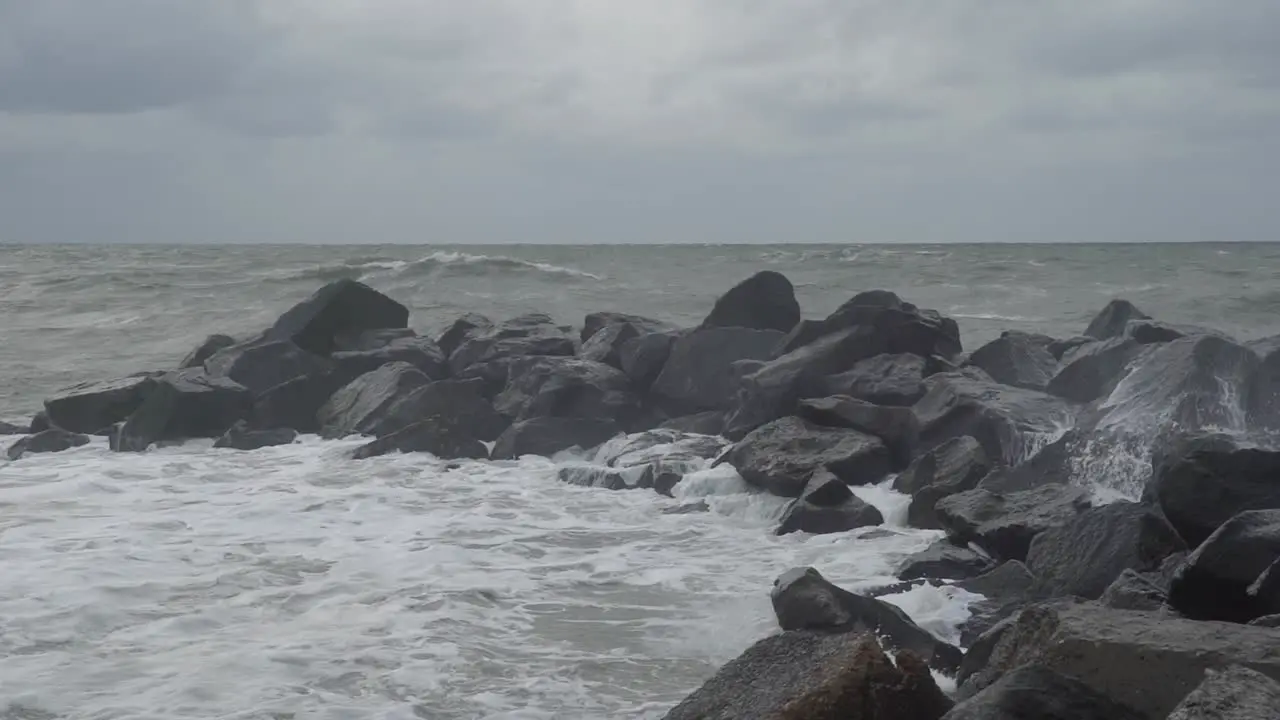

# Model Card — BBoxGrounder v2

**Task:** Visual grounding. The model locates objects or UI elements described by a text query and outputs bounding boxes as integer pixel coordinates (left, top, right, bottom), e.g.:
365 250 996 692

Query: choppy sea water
1 243 1278 718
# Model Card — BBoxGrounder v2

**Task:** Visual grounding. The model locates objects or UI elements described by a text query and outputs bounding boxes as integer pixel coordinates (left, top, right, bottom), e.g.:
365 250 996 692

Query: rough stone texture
447 314 577 374
823 353 928 407
820 290 962 360
213 422 298 450
776 495 884 536
351 417 489 460
1252 336 1280 429
954 561 1038 645
913 368 1076 466
334 327 418 351
179 334 237 369
618 330 681 391
965 331 1060 391
1168 509 1280 623
660 632 951 720
1047 335 1092 359
1150 433 1280 548
369 378 508 442
1046 337 1144 403
896 540 995 582
945 665 1146 720
266 279 409 356
205 340 333 395
961 602 1280 718
116 369 253 451
650 327 784 415
490 417 621 460
771 319 829 358
699 270 800 333
1084 298 1150 340
898 436 993 530
935 485 1092 562
579 322 642 369
659 411 724 435
1025 501 1187 600
435 313 493 358
796 396 918 468
726 416 893 497
44 374 161 433
330 336 449 381
1166 665 1280 720
249 372 351 433
7 428 91 460
976 429 1077 493
581 312 673 344
496 357 642 428
1100 569 1170 611
316 362 431 439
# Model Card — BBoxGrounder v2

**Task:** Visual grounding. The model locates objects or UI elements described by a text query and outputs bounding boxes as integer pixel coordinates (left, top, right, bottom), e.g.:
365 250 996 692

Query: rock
581 312 672 344
1100 569 1169 611
558 464 654 491
316 362 431 439
896 540 995 582
823 353 928 407
954 561 1038 645
964 331 1059 391
771 319 829 357
1150 433 1280 547
776 495 884 536
770 567 962 672
954 615 1017 687
368 378 508 441
1047 335 1092 359
796 396 918 468
1249 559 1280 618
660 631 952 720
601 429 728 472
913 368 1076 466
899 437 994 530
944 664 1147 720
1025 501 1187 600
116 369 253 451
249 372 351 433
495 357 642 428
491 417 621 459
43 374 161 434
179 333 236 369
204 340 332 395
1084 298 1150 340
266 279 409 356
936 485 1091 561
618 329 681 390
213 422 297 450
1250 614 1280 627
330 336 448 381
1251 337 1280 428
448 314 577 374
334 327 418 351
579 322 642 369
435 313 493 358
452 359 513 400
726 416 893 497
1046 337 1144 402
699 270 800 333
1168 509 1280 623
6 428 91 460
0 420 27 435
960 602 1280 718
650 327 784 415
1167 665 1280 720
351 417 488 460
976 429 1077 493
820 290 962 360
659 411 724 435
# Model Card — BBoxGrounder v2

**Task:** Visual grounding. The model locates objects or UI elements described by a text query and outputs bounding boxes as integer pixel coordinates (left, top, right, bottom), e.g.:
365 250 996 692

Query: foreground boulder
266 279 409 356
797 396 918 468
650 327 783 415
1084 299 1150 340
1046 337 1144 402
954 561 1038 644
368 378 508 441
44 374 161 433
351 417 488 460
0 420 27 435
964 331 1059 391
944 665 1146 720
317 363 431 439
776 491 884 535
491 417 620 460
1168 509 1280 623
435 313 493 358
204 339 332 395
896 539 994 582
1167 665 1280 720
936 485 1091 562
7 428 90 460
495 357 642 429
698 270 800 333
895 436 993 529
820 290 962 360
213 422 297 451
771 567 962 672
726 416 893 497
1149 433 1280 547
116 369 253 451
249 372 352 433
660 632 951 720
959 602 1280 718
824 353 928 407
1099 568 1171 611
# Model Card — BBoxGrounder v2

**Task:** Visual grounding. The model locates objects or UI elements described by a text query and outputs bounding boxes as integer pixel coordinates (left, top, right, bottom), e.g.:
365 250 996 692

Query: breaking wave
270 252 604 285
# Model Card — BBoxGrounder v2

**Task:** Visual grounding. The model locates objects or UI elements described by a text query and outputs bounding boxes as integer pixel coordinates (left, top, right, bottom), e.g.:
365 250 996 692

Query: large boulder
699 270 800 333
330 336 448 381
895 437 993 530
618 330 682 390
1149 433 1280 547
351 417 489 460
1025 501 1186 600
1100 569 1170 611
581 312 673 344
820 290 962 359
179 334 236 369
43 374 161 433
776 484 884 536
1046 337 1144 403
7 428 91 460
204 340 332 395
912 368 1076 466
115 369 253 451
797 396 918 468
435 313 493 358
726 416 893 498
964 331 1059 392
1168 509 1280 623
896 539 995 582
1083 299 1150 340
959 602 1280 718
249 372 352 433
943 665 1146 720
579 322 642 369
770 567 962 672
367 378 508 441
1251 336 1280 429
0 420 27 435
976 429 1077 493
495 357 643 429
447 314 577 375
954 561 1038 644
660 631 951 720
213 421 297 451
265 279 409 356
316 362 431 439
823 353 928 407
491 417 620 460
1167 665 1280 720
650 327 783 415
935 485 1092 562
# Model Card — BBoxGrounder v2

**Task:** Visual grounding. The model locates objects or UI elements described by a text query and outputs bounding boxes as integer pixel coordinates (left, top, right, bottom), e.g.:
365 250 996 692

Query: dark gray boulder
265 279 409 356
776 494 884 536
447 314 577 374
1167 665 1280 720
726 416 893 497
249 372 351 433
770 318 829 358
316 362 431 439
333 327 417 351
1251 336 1280 429
943 665 1146 720
618 330 681 390
29 411 50 433
896 539 995 582
1047 335 1092 359
581 312 672 344
7 428 91 460
452 358 514 400
44 374 161 434
1100 569 1169 611
1249 559 1280 619
330 336 448 381
491 417 621 460
1046 337 1144 402
964 331 1059 392
1084 298 1150 340
179 334 236 369
116 369 253 451
823 353 928 407
1149 433 1280 547
213 421 297 450
976 429 1077 493
1250 613 1280 627
770 567 962 672
913 368 1076 466
1025 501 1186 600
204 340 332 395
496 357 643 429
0 420 26 435
650 327 783 415
351 416 488 460
1168 509 1280 623
954 561 1038 645
369 378 508 441
699 270 800 333
897 437 993 530
435 313 493 358
659 411 724 435
579 322 642 369
797 396 918 468
820 290 962 360
936 485 1092 562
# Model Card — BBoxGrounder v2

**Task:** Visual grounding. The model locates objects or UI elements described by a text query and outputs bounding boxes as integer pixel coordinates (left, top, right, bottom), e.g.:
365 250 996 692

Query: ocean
1 242 1277 719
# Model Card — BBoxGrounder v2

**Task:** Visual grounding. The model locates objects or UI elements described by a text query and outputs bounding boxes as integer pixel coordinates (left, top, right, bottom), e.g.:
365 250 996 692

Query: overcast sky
1 1 1277 244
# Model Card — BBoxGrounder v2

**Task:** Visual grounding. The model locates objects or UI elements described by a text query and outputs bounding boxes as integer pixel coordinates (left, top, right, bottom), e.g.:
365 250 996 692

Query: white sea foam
0 437 974 720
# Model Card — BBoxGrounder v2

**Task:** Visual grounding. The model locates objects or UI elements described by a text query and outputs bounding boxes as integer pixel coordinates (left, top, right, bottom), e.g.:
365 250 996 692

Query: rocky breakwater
7 272 1280 719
